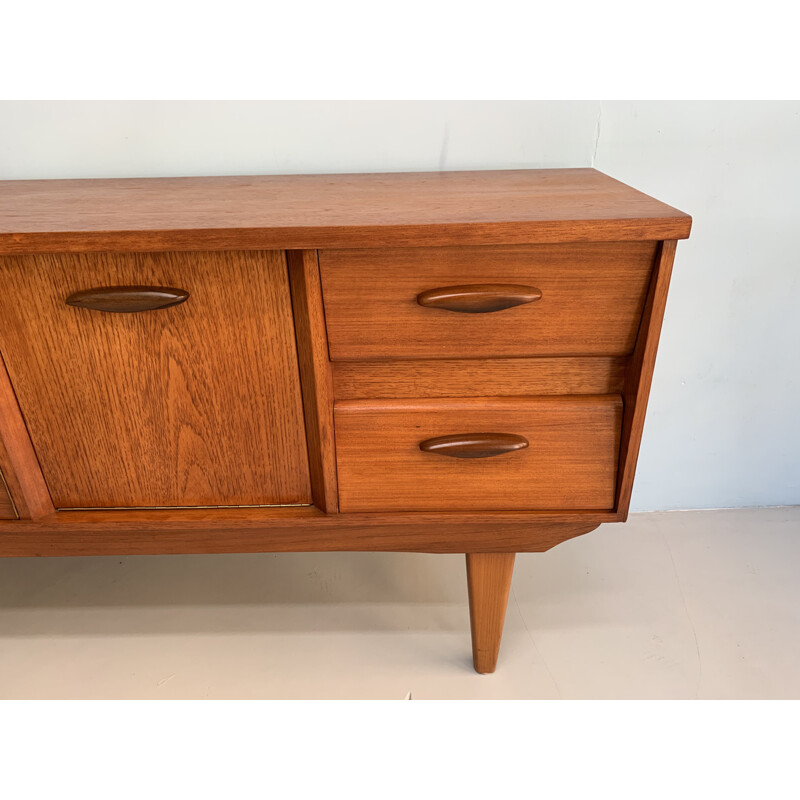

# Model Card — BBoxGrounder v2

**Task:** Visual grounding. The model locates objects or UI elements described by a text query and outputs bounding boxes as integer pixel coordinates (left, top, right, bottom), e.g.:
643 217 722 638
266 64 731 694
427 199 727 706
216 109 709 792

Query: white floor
0 507 798 699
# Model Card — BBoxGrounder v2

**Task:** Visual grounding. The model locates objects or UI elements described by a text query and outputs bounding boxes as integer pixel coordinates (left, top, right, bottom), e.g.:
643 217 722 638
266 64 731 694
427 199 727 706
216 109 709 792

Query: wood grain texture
0 354 54 518
0 169 691 255
616 240 678 518
332 357 626 400
335 396 622 512
0 468 15 519
0 250 312 509
0 434 24 519
0 507 607 556
319 242 657 360
287 250 339 513
466 553 516 673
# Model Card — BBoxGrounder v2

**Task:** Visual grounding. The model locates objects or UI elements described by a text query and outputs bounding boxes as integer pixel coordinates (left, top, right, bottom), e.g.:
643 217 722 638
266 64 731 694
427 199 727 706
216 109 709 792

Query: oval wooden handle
65 286 190 313
417 284 542 313
419 433 529 459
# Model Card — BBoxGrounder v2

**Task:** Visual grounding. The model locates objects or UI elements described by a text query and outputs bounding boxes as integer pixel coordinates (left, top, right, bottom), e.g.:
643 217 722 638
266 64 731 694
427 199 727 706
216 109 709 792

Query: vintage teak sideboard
0 169 690 673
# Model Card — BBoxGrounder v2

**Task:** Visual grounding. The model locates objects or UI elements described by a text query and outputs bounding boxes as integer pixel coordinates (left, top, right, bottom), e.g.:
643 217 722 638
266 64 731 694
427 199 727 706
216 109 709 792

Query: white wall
1 101 797 511
594 102 800 512
0 101 598 178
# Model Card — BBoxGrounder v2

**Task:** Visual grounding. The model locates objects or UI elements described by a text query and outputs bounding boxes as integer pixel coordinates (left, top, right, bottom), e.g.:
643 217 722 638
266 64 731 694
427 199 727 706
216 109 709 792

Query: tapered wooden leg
465 552 516 674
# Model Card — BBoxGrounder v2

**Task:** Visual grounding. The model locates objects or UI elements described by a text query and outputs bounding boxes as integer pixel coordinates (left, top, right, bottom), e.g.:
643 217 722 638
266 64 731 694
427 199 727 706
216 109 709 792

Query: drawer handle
417 284 541 313
419 433 529 459
65 286 190 313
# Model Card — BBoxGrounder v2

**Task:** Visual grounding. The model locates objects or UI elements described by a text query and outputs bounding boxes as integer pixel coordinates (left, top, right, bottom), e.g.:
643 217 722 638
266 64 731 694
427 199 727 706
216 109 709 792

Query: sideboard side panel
616 240 678 518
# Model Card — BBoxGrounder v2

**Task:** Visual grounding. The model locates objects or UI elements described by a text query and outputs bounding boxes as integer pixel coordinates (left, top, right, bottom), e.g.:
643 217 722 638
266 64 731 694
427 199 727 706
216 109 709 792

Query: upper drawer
319 242 657 361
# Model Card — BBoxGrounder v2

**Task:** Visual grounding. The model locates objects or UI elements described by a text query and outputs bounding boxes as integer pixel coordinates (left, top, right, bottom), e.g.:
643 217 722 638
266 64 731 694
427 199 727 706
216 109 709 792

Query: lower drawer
335 395 622 512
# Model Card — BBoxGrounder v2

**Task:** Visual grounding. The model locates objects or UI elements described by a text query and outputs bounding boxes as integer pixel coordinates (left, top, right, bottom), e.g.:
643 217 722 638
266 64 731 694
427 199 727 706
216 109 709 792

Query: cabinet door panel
0 250 312 509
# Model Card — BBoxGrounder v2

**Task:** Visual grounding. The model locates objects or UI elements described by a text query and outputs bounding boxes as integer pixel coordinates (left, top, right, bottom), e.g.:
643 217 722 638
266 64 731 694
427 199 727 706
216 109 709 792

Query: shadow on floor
0 551 479 636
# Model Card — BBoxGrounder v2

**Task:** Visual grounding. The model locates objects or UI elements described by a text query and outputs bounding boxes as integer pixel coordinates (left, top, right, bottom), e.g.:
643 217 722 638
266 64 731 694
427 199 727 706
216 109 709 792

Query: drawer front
0 250 312 509
319 243 656 361
335 396 622 512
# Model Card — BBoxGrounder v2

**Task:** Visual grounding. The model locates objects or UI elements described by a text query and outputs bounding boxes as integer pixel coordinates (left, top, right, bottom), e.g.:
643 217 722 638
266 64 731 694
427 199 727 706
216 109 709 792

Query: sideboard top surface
0 169 691 254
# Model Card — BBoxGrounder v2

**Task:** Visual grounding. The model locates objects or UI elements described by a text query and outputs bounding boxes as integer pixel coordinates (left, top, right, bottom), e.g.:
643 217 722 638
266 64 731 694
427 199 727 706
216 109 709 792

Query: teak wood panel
319 243 657 361
0 469 15 518
0 436 22 518
332 356 626 400
335 396 622 512
616 240 678 518
287 250 339 513
0 169 692 254
0 250 312 509
0 353 55 519
0 506 609 556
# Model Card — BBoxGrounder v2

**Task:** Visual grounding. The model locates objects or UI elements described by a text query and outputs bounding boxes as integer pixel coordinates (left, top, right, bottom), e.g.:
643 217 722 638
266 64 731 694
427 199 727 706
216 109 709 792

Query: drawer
0 250 312 509
335 395 622 512
319 243 657 361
